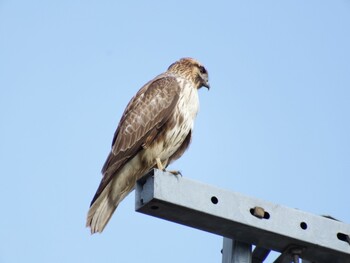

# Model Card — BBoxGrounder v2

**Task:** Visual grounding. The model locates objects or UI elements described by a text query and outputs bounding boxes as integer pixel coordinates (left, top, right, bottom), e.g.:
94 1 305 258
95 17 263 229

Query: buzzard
86 58 210 234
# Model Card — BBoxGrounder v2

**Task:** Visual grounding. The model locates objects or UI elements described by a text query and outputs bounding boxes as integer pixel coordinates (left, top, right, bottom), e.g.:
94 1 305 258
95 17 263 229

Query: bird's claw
166 170 182 177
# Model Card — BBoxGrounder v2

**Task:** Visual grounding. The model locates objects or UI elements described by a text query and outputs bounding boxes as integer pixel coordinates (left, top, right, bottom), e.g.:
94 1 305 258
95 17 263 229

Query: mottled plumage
86 58 209 234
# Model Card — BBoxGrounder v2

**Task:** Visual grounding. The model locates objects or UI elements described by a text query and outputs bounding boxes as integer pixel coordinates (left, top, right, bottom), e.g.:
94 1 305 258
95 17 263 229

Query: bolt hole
150 205 159 210
250 207 270 219
300 222 308 230
337 232 350 245
211 196 218 204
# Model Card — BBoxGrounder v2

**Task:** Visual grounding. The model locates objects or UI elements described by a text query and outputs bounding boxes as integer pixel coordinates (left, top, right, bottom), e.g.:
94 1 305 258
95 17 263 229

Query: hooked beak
202 76 210 90
203 82 210 90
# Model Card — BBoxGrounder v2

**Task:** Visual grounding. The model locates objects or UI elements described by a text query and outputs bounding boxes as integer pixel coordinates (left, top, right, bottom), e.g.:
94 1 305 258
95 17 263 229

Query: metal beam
252 246 270 263
222 238 252 263
135 169 350 263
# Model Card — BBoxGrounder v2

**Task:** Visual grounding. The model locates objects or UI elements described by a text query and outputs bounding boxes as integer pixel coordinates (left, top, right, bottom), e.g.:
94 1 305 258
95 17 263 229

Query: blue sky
1 1 349 262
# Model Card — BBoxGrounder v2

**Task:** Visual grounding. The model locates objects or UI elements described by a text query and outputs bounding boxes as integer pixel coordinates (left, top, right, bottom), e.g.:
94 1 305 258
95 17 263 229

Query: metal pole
136 170 350 263
222 237 252 263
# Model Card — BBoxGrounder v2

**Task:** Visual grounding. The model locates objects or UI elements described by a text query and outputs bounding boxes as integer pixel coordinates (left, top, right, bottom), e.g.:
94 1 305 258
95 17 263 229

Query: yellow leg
156 157 164 170
155 157 182 176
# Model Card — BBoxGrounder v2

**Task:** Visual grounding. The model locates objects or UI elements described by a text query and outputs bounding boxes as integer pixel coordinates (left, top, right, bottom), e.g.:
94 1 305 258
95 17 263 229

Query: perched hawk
86 58 210 234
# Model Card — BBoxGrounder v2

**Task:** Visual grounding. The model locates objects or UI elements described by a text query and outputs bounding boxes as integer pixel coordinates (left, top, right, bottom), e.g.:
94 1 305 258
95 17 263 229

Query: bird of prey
86 57 210 234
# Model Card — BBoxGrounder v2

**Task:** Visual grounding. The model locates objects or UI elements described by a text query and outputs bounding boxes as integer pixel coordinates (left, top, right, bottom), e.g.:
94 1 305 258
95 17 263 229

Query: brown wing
90 75 181 206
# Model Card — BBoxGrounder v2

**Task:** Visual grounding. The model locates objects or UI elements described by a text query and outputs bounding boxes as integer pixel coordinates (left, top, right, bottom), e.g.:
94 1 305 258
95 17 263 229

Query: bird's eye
199 66 207 74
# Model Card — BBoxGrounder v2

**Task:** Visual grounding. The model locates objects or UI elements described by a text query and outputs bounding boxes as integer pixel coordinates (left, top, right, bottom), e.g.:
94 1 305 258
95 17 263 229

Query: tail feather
86 175 137 234
86 155 148 234
86 183 118 234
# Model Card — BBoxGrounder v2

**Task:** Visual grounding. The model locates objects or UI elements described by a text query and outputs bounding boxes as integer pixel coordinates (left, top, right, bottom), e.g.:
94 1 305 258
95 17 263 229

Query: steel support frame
135 169 350 263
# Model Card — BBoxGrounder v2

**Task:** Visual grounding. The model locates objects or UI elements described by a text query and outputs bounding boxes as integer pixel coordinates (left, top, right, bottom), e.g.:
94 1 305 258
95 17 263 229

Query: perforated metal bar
135 169 350 263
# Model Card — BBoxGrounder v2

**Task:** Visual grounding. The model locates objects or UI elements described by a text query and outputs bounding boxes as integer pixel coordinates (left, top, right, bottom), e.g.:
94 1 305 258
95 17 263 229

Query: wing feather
90 75 180 206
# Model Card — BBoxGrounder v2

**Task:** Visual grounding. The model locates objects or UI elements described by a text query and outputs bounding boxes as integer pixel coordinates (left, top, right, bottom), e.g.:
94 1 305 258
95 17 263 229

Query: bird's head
168 58 210 90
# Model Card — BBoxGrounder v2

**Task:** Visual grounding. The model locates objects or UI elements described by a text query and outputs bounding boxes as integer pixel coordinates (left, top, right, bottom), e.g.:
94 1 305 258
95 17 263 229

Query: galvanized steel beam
135 169 350 263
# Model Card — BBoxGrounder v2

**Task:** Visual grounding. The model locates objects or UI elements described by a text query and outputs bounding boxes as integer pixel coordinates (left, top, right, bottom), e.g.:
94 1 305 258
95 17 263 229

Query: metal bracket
135 169 350 263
